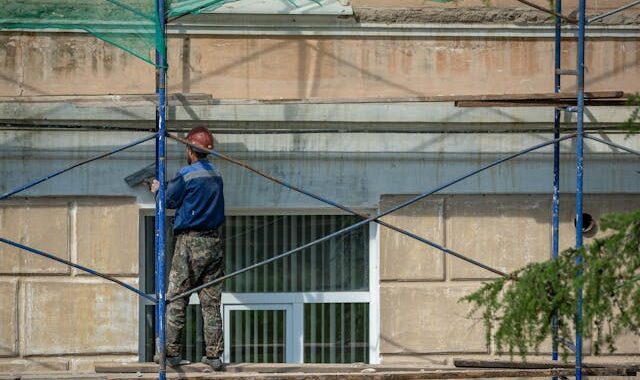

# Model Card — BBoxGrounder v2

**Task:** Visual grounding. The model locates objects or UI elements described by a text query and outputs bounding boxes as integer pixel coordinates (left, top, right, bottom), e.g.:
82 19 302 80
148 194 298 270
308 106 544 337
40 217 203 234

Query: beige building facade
1 0 639 372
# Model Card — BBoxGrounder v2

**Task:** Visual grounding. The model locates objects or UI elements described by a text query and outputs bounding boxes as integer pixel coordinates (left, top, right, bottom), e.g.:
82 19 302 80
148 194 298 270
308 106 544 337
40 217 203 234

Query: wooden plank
454 358 640 371
455 99 628 107
455 358 585 369
21 375 108 380
95 363 211 373
95 363 637 378
0 93 212 104
98 367 635 379
214 91 625 105
0 91 625 106
95 363 441 374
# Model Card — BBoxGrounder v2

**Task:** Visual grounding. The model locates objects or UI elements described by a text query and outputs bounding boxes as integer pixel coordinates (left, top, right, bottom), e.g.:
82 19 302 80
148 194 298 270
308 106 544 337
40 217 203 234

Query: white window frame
223 303 294 363
139 207 380 364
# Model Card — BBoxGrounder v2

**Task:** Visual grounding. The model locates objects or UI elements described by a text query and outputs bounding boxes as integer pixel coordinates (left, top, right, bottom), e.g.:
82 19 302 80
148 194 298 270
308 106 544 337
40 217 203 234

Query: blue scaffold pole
551 0 562 372
575 0 586 376
154 0 168 377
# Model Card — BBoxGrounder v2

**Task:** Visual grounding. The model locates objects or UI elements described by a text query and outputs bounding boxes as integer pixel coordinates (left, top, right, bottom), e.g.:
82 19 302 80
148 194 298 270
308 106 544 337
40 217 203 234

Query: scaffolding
1 0 640 379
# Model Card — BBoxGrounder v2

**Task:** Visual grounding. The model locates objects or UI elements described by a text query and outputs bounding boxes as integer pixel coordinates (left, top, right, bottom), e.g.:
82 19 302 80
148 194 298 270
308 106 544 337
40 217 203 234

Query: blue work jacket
166 159 225 233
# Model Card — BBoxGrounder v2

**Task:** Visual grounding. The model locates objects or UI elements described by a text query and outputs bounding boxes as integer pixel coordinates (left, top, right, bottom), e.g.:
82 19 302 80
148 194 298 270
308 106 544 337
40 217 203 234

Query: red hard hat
186 126 213 152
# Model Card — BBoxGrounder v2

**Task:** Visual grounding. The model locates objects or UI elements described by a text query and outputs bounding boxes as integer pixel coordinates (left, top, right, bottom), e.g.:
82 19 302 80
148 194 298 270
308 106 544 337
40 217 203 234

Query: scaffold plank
0 91 625 107
93 362 637 378
453 358 640 370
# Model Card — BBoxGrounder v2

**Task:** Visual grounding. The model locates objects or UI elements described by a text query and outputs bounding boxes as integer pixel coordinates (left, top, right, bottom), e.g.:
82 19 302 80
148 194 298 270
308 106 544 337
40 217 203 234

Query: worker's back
167 159 225 233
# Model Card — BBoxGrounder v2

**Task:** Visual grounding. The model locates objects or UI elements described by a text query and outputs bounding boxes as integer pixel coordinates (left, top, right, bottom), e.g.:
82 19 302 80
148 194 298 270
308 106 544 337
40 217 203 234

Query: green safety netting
0 0 233 66
0 0 455 67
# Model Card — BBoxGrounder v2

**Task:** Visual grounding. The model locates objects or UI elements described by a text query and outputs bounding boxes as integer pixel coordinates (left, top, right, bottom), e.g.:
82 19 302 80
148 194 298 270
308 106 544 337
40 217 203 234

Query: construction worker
151 126 225 370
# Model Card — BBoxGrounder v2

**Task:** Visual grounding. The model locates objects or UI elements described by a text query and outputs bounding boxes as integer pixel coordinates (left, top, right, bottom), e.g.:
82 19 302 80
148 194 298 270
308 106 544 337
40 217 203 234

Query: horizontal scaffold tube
0 237 155 302
587 0 640 23
168 133 507 278
167 133 578 303
584 134 640 157
0 133 157 201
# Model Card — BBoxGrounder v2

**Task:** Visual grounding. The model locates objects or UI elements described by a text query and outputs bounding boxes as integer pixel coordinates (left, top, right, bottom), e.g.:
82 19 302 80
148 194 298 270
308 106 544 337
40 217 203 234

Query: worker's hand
151 179 160 194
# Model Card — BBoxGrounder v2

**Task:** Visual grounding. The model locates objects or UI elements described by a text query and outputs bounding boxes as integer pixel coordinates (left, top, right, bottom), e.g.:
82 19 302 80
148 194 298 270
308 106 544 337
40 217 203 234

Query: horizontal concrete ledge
2 131 639 155
0 102 636 125
7 21 640 38
171 22 640 38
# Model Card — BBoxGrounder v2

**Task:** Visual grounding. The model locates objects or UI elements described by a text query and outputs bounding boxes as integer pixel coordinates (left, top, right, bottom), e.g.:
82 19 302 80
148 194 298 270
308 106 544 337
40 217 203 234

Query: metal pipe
584 134 640 156
155 0 168 376
168 133 507 278
0 134 157 201
0 237 155 302
167 0 239 23
552 0 562 371
588 0 640 23
575 0 587 376
514 0 577 23
167 133 577 303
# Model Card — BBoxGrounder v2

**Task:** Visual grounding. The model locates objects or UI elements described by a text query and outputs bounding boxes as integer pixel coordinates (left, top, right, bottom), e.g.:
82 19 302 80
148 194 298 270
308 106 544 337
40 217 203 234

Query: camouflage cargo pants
165 228 224 358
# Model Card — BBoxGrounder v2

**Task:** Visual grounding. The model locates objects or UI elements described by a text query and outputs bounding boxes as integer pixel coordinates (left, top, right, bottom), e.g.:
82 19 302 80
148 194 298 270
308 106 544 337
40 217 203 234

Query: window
139 212 378 364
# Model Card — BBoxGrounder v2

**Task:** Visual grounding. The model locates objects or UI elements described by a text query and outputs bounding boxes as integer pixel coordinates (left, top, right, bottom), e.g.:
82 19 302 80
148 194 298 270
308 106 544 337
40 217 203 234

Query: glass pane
304 303 369 364
143 215 176 294
229 309 286 363
225 215 369 293
143 305 155 362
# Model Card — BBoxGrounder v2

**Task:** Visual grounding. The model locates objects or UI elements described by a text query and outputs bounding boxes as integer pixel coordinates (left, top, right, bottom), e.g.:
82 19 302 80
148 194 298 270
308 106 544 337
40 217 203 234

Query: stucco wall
0 198 139 371
1 2 639 370
379 194 640 364
1 32 639 98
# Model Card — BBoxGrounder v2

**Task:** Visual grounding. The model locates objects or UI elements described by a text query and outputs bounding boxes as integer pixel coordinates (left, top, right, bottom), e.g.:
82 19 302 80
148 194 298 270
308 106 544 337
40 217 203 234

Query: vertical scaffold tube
154 0 168 378
575 0 586 377
551 0 562 372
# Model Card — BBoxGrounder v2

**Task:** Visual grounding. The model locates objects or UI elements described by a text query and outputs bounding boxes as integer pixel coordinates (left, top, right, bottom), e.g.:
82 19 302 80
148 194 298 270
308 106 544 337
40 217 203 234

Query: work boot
201 356 223 371
153 354 190 366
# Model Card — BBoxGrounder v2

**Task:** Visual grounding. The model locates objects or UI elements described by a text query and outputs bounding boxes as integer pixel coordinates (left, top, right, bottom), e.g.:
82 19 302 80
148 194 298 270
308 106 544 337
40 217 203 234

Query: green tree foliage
622 93 640 134
461 209 640 359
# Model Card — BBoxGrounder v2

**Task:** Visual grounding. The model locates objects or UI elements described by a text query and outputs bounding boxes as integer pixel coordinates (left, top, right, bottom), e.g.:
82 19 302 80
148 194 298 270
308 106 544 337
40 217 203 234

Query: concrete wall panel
0 205 70 274
0 358 68 372
379 197 445 281
0 34 152 97
22 280 138 356
380 283 487 354
171 37 640 99
0 279 18 357
352 0 632 10
446 196 551 280
68 355 138 371
558 195 640 252
2 33 639 99
76 200 139 275
605 333 640 355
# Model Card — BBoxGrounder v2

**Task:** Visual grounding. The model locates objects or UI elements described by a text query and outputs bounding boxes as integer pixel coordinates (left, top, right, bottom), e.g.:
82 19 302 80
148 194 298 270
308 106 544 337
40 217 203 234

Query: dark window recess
225 215 369 293
142 214 370 363
230 309 286 363
304 303 369 364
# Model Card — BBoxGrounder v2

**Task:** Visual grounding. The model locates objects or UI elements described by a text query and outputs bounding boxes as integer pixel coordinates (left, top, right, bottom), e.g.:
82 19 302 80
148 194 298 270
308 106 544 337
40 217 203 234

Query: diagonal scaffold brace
168 133 507 278
167 133 578 303
0 133 158 303
0 237 155 302
0 133 157 201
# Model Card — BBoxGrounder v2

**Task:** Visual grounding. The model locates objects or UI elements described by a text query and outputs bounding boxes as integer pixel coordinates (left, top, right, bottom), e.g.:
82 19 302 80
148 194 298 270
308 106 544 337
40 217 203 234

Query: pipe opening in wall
574 212 596 234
